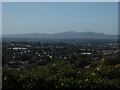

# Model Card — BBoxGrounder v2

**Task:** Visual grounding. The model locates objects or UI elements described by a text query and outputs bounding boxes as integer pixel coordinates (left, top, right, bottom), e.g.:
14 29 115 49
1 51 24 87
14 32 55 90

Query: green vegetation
3 60 120 89
2 40 120 89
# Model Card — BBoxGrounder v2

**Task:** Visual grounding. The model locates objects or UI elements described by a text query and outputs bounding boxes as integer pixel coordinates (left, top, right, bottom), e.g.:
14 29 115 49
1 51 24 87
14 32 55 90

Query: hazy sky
0 2 2 35
2 2 118 35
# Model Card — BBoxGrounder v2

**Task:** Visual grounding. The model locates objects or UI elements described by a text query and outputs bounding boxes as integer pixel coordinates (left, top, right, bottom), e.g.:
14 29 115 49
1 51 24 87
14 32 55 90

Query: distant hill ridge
3 31 118 39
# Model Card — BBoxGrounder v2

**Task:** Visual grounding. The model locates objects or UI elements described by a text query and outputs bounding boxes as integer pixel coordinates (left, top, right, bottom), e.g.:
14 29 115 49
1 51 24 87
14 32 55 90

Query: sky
2 2 118 35
1 0 120 2
0 2 2 35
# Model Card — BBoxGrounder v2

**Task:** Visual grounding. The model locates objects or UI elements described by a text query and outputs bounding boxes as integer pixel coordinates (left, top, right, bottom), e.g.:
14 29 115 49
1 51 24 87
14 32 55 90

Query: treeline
2 59 120 89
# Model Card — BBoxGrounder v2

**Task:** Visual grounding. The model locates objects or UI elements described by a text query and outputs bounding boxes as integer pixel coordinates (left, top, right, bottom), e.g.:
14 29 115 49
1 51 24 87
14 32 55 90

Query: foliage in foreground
2 60 120 89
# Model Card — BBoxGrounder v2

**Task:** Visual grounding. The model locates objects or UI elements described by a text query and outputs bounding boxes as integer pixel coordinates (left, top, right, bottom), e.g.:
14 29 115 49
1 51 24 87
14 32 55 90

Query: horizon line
2 31 118 35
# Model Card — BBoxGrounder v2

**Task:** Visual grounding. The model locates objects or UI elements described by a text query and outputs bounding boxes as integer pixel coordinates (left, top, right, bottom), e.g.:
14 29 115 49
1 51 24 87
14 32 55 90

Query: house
81 52 92 55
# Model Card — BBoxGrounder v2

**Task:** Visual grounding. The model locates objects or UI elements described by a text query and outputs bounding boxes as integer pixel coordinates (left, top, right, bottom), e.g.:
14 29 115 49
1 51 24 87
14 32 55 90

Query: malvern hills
3 31 118 39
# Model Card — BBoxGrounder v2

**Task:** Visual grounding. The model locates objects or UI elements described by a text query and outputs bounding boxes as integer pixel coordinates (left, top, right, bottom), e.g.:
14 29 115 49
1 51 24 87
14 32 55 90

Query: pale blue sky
2 2 118 35
0 2 2 35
